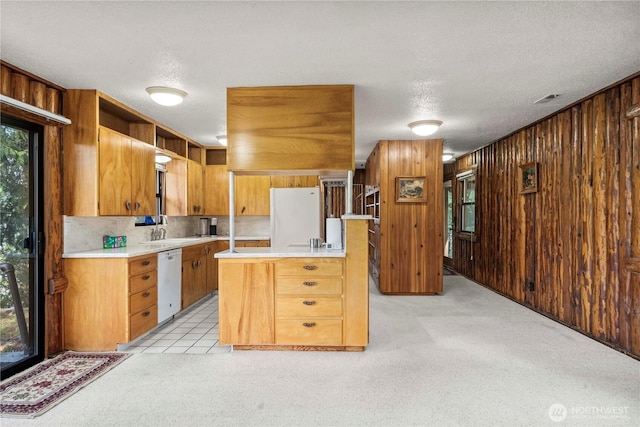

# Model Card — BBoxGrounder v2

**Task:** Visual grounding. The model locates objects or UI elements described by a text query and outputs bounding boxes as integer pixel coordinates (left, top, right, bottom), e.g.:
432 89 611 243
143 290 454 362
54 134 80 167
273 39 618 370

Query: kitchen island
215 216 370 351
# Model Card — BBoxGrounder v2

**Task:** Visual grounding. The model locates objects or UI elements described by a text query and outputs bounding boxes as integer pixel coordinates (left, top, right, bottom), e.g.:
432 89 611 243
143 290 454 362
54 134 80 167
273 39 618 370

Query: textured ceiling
1 1 639 165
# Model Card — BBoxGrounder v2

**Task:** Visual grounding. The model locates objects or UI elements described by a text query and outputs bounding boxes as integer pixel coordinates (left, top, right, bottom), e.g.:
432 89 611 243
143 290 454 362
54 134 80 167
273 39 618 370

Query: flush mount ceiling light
216 135 228 146
155 153 172 164
442 152 455 162
146 86 187 106
408 120 443 136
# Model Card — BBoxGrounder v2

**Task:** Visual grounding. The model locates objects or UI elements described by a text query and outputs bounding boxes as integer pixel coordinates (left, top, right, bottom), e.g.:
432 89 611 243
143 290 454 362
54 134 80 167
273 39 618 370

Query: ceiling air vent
534 94 561 104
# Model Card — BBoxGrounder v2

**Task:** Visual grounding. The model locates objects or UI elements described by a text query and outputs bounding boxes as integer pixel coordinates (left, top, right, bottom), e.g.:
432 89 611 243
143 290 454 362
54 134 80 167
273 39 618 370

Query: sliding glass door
0 115 45 378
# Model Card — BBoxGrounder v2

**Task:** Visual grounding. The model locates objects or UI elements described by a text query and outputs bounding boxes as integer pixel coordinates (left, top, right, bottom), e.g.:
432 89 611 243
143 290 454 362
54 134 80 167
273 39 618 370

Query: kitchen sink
140 237 206 245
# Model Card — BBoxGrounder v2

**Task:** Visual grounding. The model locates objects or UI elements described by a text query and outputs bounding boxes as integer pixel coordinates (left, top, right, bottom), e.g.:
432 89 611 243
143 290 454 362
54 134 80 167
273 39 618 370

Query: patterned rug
0 352 129 418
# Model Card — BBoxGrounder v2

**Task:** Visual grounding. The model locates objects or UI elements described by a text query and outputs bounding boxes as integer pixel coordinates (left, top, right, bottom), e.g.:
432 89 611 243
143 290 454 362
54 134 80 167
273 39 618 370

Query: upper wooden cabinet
63 90 156 216
226 85 354 174
187 160 204 215
204 165 229 216
98 127 155 216
235 175 270 215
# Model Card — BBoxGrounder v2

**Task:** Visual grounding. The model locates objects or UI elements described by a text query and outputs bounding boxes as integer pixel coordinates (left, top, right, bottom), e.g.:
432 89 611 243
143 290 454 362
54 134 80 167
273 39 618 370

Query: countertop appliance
158 248 182 323
270 187 321 248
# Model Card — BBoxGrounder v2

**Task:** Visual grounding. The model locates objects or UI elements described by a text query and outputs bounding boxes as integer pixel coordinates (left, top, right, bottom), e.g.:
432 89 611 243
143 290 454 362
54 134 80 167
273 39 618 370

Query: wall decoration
396 176 427 202
519 162 538 194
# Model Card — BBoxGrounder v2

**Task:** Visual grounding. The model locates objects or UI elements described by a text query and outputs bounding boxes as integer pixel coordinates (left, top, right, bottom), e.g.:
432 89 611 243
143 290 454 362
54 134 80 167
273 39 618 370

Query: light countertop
215 246 345 258
62 235 270 259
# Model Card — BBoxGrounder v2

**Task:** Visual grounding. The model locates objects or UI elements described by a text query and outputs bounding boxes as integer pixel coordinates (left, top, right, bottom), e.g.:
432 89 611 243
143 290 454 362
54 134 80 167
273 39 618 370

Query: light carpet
1 276 638 426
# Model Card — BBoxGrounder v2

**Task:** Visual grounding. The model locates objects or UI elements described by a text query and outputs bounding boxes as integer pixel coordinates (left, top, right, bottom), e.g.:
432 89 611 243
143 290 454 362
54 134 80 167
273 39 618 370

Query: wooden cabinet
235 240 270 248
219 257 345 347
227 85 354 174
64 254 158 350
270 176 318 188
235 175 270 216
365 139 443 294
181 244 208 309
204 165 229 215
274 258 344 345
128 255 158 340
206 240 230 293
98 127 155 216
187 160 204 215
219 258 275 345
63 90 156 216
218 218 370 350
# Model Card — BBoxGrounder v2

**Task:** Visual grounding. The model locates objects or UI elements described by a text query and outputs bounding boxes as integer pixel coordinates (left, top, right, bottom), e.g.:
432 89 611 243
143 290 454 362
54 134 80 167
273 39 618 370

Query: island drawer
275 259 343 277
130 304 157 340
276 296 342 317
276 277 343 295
276 319 342 345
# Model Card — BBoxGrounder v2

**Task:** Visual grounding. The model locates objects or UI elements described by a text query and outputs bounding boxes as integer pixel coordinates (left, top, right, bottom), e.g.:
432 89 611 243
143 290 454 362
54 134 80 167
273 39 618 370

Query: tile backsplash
63 215 270 253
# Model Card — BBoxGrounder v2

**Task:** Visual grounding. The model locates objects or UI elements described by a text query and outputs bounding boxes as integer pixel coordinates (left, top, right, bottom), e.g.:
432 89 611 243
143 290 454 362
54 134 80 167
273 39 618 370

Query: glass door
1 115 45 378
443 180 454 267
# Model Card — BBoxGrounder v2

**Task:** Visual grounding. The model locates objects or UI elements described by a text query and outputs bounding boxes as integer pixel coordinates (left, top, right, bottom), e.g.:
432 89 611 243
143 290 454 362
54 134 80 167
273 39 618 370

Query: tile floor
124 292 231 354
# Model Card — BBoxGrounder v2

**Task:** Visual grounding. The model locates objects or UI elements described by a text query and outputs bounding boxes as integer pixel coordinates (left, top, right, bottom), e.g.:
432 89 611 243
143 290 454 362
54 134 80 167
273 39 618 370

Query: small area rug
0 351 129 418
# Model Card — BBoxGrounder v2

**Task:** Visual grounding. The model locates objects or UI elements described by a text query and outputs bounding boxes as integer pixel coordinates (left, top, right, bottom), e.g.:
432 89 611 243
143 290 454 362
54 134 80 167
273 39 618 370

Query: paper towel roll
326 218 342 249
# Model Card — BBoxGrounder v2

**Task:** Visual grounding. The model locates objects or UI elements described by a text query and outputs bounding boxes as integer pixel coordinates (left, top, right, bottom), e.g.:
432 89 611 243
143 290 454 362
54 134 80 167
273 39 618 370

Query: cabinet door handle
135 202 141 211
303 265 317 270
303 281 317 287
302 322 316 328
192 261 197 269
142 311 150 317
142 291 150 297
142 274 150 280
142 260 150 266
125 201 132 210
302 300 316 306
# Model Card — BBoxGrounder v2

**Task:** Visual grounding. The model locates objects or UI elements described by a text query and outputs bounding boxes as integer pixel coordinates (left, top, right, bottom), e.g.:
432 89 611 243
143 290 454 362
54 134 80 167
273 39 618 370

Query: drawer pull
303 281 317 287
142 311 150 317
142 291 150 297
303 265 317 271
302 300 316 306
142 260 150 266
302 322 316 328
142 274 150 280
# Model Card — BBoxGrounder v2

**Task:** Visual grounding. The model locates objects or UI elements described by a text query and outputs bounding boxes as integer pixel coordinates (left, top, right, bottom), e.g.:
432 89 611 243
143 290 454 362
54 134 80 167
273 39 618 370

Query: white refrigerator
270 187 321 247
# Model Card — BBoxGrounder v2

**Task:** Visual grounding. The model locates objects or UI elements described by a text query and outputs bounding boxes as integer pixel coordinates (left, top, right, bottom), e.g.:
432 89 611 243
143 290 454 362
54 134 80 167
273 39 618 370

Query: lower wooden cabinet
64 254 158 351
217 218 370 350
218 257 347 347
274 258 344 346
181 244 208 310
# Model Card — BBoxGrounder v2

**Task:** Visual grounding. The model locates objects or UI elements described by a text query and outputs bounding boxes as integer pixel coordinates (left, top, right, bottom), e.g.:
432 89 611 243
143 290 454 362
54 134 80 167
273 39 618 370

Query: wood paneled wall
1 61 67 356
367 139 443 294
452 74 640 357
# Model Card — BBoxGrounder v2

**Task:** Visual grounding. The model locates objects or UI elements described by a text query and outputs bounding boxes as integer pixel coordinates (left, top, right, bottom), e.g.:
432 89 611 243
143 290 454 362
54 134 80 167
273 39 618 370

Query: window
457 170 476 234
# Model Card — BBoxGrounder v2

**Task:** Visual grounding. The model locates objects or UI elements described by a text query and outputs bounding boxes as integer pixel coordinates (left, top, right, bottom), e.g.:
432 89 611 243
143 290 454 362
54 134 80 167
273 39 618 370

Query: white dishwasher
157 248 182 323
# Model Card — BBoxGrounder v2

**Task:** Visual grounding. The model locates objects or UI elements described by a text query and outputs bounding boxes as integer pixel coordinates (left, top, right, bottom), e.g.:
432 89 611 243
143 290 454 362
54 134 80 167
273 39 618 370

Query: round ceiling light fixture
408 120 442 136
216 135 228 146
146 86 187 106
155 153 172 164
442 152 455 162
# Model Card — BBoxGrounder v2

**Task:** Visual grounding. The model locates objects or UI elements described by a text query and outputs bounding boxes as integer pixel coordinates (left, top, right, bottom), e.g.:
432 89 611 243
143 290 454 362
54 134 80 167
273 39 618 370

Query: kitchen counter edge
62 235 270 259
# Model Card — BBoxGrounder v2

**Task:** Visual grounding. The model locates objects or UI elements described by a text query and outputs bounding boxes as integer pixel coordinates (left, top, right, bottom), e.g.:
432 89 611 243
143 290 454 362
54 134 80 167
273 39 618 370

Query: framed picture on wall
519 162 538 194
396 176 427 202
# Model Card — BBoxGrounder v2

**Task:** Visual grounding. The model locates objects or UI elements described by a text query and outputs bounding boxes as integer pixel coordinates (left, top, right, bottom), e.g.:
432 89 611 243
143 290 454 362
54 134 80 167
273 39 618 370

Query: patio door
0 115 45 378
443 179 454 267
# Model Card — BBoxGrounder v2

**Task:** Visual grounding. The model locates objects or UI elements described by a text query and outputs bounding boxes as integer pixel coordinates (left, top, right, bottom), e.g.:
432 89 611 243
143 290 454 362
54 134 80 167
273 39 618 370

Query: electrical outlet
527 281 535 291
